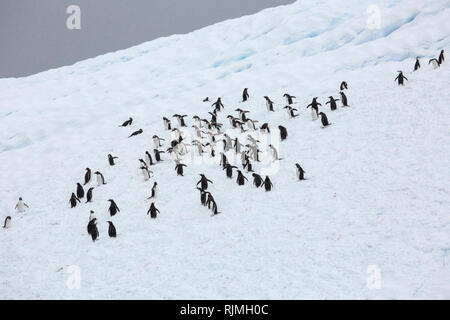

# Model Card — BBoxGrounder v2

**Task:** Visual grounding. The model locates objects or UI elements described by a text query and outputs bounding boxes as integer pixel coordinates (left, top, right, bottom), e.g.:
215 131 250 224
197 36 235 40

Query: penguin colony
4 50 444 240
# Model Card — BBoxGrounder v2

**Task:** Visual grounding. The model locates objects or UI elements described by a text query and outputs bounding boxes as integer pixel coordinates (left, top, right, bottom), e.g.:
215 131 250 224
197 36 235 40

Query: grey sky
0 0 294 78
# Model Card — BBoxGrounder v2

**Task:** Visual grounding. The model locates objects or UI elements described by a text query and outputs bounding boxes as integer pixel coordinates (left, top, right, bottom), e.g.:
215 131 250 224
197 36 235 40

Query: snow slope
1 0 450 299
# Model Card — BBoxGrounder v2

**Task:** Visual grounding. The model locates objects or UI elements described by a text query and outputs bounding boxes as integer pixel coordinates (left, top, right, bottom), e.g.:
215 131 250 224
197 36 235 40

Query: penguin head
107 199 114 202
90 210 94 213
94 171 100 174
19 197 22 200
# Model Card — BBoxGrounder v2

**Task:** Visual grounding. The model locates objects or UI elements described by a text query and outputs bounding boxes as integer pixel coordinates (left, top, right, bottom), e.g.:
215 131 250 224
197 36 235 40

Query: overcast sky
0 0 294 78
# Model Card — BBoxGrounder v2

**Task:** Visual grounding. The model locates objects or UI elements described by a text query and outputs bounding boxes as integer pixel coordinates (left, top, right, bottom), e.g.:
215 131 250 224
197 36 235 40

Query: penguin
197 188 207 206
175 163 187 176
318 112 331 127
145 151 154 166
94 171 106 186
205 192 215 209
243 154 253 173
242 88 249 102
428 58 440 69
3 216 11 229
260 123 270 134
87 218 99 242
108 199 120 216
307 98 321 120
197 174 213 190
339 91 348 107
283 93 296 105
119 117 133 127
235 108 250 122
84 168 91 185
326 96 340 111
212 97 224 112
283 106 298 119
295 163 306 180
268 144 281 161
263 176 273 192
107 221 117 238
76 183 84 199
86 187 94 203
340 81 348 90
236 170 248 186
203 97 209 102
128 129 143 138
108 154 118 166
219 152 228 169
69 193 80 208
147 202 160 219
148 182 158 199
163 117 172 130
223 164 237 179
395 71 408 86
278 125 288 141
210 200 220 216
438 49 445 64
154 149 165 162
252 173 263 188
89 210 96 222
141 166 152 181
414 57 421 71
264 96 275 112
173 114 188 127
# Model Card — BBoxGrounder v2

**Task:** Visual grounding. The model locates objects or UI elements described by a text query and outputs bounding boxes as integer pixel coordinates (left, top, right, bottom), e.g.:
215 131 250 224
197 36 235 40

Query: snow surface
1 0 450 299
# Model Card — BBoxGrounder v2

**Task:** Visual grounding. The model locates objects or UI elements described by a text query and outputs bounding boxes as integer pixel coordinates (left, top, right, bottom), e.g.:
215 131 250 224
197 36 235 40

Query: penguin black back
107 221 117 238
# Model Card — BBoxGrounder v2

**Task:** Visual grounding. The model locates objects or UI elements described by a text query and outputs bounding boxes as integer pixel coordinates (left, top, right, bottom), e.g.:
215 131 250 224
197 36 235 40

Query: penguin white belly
312 108 318 120
4 218 11 228
97 175 103 186
16 202 26 212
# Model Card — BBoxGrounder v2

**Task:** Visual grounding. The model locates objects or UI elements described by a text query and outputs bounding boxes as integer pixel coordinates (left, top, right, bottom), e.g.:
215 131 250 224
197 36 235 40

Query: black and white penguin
107 221 116 238
128 128 143 138
260 123 270 134
414 57 421 71
145 151 154 166
154 149 165 162
264 96 275 112
243 154 253 173
326 96 340 111
197 174 213 190
148 182 158 199
141 166 152 181
428 58 440 69
3 216 11 229
119 117 133 127
339 91 348 107
395 71 408 86
306 97 321 120
197 188 207 206
236 170 248 186
268 144 281 161
86 187 94 203
278 125 288 141
94 171 106 186
108 199 120 216
175 163 187 176
212 97 224 112
108 154 118 166
439 49 445 64
147 202 160 219
283 93 296 105
76 183 84 199
340 81 348 90
163 117 172 130
295 163 306 180
84 168 91 185
69 193 80 208
87 218 99 242
318 112 331 127
206 192 215 209
283 106 298 119
223 164 237 179
252 173 263 188
263 176 273 192
15 197 29 212
210 200 220 216
173 114 188 127
242 88 249 102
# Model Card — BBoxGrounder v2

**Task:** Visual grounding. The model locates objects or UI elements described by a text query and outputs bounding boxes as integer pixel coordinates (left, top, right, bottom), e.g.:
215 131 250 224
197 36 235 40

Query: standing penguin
119 117 133 127
94 171 106 186
147 203 160 219
339 91 348 107
3 216 11 229
76 183 84 199
85 187 94 203
152 135 165 148
87 218 99 242
108 154 118 166
340 81 348 90
69 193 80 208
128 129 143 138
175 163 187 176
318 112 331 127
197 174 213 190
263 176 273 192
395 71 408 86
14 197 29 213
252 173 264 188
107 221 117 238
84 168 91 185
154 149 165 162
439 49 445 64
264 96 275 112
236 170 248 186
242 88 249 102
108 199 120 216
278 125 288 141
148 182 158 199
326 96 340 111
223 164 237 179
141 166 152 181
212 97 224 112
428 58 440 69
145 151 154 166
163 117 172 130
283 93 296 105
197 188 207 206
414 57 421 71
295 163 306 180
306 98 321 120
